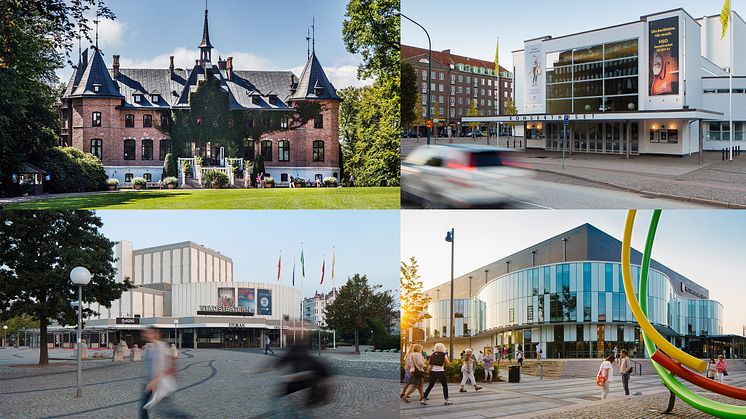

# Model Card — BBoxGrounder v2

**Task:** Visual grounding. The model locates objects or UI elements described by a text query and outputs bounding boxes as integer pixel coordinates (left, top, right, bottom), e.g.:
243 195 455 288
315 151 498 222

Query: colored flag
494 37 500 75
277 253 281 282
300 249 305 278
721 0 731 40
331 248 335 282
320 257 325 285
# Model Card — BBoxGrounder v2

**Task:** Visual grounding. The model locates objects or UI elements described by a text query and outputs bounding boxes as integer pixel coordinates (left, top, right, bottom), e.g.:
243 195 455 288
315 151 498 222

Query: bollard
723 148 726 161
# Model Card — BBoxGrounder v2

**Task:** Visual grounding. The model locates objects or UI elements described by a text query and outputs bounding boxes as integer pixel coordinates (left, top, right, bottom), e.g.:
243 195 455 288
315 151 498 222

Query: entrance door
597 325 605 357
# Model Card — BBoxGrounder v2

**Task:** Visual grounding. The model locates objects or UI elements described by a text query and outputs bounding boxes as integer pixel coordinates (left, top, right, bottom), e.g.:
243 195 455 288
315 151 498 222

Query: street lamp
3 325 7 350
401 13 432 146
174 319 179 350
445 228 455 361
70 266 92 398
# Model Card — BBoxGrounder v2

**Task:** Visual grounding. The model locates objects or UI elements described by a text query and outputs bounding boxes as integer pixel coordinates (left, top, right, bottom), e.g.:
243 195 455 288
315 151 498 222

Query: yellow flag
721 0 730 40
494 38 500 75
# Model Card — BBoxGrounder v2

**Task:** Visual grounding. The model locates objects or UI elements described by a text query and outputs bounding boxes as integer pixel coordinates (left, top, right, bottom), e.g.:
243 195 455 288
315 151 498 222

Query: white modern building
302 289 337 327
464 8 746 155
47 241 308 349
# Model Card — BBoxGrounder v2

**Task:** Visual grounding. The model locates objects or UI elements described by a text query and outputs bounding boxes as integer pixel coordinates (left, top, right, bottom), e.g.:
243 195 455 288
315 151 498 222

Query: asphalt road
403 172 712 209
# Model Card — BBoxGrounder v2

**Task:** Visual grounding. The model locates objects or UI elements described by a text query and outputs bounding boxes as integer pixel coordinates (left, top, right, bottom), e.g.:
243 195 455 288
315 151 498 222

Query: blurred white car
401 144 534 208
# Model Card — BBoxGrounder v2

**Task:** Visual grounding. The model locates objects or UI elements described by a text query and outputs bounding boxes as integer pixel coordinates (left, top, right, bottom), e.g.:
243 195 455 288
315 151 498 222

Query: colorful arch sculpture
622 209 746 418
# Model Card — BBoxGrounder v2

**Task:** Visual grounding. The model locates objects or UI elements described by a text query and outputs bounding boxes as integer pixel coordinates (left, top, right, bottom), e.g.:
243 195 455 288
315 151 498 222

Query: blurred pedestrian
140 327 190 419
597 354 614 399
265 335 274 355
401 346 413 401
516 346 524 367
619 349 632 396
403 344 427 405
716 355 728 382
275 343 331 407
536 342 542 359
459 348 482 393
482 349 494 383
423 343 452 405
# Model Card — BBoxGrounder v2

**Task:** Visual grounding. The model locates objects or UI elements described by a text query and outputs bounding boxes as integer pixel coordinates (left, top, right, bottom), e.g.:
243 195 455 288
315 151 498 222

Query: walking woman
403 344 428 405
423 343 452 405
706 358 717 380
459 348 482 393
716 355 728 382
401 346 413 401
482 349 495 383
597 354 615 399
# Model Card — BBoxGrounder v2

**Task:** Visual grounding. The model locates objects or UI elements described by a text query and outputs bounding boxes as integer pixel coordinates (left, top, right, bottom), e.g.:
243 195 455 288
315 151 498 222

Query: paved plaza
0 347 398 418
400 365 746 418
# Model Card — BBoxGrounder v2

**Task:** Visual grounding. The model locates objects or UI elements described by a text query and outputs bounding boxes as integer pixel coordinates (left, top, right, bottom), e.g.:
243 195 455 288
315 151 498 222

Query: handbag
724 370 729 376
144 375 177 410
413 368 424 379
596 372 608 387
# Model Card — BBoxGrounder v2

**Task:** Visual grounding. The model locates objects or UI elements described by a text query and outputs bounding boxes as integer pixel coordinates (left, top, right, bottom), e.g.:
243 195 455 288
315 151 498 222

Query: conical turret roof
63 48 122 99
289 52 340 101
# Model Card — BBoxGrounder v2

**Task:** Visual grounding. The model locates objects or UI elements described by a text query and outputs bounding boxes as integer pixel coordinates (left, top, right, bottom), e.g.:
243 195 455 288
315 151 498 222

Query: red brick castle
59 6 341 186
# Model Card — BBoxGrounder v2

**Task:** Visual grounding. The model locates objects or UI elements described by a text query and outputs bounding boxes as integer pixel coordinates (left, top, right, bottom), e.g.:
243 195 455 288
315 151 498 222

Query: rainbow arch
622 209 746 418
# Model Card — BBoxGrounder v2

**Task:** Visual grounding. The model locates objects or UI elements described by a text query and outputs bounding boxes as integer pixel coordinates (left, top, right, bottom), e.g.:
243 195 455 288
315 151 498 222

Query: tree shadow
2 191 191 210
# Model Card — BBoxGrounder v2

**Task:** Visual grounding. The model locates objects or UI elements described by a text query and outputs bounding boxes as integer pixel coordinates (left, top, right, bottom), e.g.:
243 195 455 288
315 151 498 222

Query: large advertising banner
218 287 235 307
649 16 679 96
524 42 545 107
257 288 272 315
237 287 255 312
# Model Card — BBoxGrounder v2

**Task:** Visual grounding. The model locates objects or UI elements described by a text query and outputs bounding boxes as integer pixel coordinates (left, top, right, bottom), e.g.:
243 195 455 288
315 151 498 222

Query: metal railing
629 358 642 375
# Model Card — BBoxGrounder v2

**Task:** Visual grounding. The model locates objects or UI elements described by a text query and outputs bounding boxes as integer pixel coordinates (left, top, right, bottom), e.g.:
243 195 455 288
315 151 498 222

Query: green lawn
4 187 400 210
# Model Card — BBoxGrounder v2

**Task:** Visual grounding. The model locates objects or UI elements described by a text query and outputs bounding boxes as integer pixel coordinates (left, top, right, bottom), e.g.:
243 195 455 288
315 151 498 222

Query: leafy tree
400 61 418 129
504 98 518 144
324 274 396 353
163 153 177 178
466 100 480 132
0 1 115 196
37 147 107 193
0 315 39 347
0 211 134 365
400 257 431 351
342 0 400 80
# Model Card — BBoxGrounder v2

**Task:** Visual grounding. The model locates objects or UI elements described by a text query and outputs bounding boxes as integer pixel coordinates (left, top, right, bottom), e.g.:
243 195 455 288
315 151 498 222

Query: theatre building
415 224 745 360
464 8 746 155
45 240 305 349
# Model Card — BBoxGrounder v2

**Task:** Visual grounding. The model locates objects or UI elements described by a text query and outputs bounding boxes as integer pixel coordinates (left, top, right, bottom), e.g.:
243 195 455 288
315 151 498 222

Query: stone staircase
494 359 566 379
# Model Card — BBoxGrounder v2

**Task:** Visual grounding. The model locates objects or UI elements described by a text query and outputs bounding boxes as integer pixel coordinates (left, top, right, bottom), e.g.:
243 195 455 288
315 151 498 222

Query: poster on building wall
649 16 679 96
218 287 235 307
257 289 272 315
524 42 545 107
237 288 255 312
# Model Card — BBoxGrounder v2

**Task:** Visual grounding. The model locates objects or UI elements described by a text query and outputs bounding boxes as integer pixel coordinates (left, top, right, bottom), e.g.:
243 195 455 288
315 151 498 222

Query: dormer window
268 95 278 105
93 84 101 93
151 94 159 103
134 94 142 103
251 96 259 105
314 86 324 97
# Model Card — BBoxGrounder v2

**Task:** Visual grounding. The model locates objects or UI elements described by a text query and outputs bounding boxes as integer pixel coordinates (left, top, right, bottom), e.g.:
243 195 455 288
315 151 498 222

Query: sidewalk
401 137 746 207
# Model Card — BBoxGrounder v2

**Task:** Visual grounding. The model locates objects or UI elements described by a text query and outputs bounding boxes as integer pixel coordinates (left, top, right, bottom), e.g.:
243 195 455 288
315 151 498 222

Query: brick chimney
442 49 451 55
112 54 120 78
217 56 227 71
226 56 233 81
169 55 174 77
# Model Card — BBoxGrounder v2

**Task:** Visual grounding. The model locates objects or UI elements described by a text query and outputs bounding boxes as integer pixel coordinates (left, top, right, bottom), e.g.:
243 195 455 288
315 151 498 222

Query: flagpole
279 250 282 349
729 3 734 161
300 244 304 341
332 247 335 349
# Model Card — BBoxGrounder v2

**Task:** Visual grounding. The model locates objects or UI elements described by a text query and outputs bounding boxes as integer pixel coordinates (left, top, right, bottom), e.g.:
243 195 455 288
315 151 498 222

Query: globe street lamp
3 325 7 350
174 319 179 350
70 266 92 398
445 228 455 361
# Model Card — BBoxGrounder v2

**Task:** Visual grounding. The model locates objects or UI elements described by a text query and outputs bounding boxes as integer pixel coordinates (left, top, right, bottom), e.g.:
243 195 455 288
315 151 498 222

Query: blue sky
401 210 746 335
401 0 729 69
97 211 400 300
57 0 370 88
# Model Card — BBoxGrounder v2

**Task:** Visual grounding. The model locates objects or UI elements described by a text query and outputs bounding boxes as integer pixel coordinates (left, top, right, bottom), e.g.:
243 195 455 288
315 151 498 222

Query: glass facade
425 262 723 359
546 39 639 114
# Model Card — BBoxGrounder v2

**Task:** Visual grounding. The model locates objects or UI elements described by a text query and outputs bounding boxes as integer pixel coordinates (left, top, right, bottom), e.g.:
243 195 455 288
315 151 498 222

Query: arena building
417 224 746 360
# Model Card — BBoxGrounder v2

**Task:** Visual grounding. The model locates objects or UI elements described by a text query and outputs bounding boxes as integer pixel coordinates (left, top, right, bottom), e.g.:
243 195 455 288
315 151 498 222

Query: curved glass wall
425 299 485 339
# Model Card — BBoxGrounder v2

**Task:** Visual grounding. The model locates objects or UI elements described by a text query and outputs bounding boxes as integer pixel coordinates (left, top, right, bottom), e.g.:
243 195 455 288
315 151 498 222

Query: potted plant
264 176 275 188
180 160 192 178
131 177 147 190
323 176 338 187
293 176 305 188
163 176 179 189
200 170 229 189
106 178 119 190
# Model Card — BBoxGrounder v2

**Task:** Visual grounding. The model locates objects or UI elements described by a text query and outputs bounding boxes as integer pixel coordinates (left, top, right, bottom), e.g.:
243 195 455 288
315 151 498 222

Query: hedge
37 147 107 193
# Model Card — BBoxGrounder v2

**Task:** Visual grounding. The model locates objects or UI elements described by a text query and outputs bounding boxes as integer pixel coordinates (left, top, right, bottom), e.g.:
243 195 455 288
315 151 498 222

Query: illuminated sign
197 305 254 316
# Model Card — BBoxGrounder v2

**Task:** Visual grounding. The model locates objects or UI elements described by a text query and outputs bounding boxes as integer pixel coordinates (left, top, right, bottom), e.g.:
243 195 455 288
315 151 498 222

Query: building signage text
680 282 706 299
116 317 140 324
197 305 254 316
506 114 598 122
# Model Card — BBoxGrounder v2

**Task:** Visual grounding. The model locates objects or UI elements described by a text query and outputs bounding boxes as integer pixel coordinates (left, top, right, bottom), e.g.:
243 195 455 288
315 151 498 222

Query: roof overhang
464 109 724 123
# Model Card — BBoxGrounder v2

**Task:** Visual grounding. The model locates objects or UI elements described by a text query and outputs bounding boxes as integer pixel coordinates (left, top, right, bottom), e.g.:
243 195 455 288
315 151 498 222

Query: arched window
142 139 153 160
125 173 134 182
159 139 171 160
92 112 102 127
123 139 136 160
125 114 135 128
314 114 324 129
90 139 102 159
278 140 290 161
143 114 153 128
313 140 324 162
244 139 255 161
261 140 273 161
143 173 152 182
